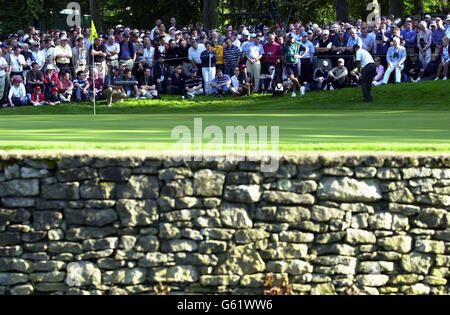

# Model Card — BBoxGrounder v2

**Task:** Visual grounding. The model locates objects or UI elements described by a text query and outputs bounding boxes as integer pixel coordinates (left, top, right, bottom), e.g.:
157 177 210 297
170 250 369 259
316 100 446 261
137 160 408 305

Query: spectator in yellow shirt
212 39 224 73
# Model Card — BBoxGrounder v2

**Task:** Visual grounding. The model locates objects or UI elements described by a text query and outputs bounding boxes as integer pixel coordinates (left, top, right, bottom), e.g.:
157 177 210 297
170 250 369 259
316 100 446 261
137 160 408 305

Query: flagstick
93 54 96 116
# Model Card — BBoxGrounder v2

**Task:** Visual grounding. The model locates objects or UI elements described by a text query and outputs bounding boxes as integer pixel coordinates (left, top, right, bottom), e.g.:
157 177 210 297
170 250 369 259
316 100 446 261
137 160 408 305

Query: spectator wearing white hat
8 77 28 107
313 60 330 90
55 36 72 75
383 37 406 84
315 29 332 69
328 58 348 90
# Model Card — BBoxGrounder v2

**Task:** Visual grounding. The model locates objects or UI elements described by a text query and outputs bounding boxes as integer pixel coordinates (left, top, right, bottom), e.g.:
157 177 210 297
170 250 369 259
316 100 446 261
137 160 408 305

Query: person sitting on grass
260 65 276 94
435 37 449 81
88 68 104 101
210 69 231 97
312 60 330 91
382 37 407 85
73 70 90 102
328 58 348 90
46 86 61 106
30 86 45 106
372 57 385 86
233 64 252 97
103 67 126 107
404 54 424 83
185 68 203 99
138 67 159 99
43 64 62 100
168 65 187 95
59 71 73 103
8 77 29 107
153 54 170 94
122 69 140 99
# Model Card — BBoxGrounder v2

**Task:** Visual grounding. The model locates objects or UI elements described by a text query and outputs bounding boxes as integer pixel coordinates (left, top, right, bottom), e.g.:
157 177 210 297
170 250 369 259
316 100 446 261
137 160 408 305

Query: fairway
0 81 449 152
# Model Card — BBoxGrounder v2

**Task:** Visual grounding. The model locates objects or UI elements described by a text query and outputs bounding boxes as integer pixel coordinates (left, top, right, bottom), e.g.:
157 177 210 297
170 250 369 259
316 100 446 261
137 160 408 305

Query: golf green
0 81 448 152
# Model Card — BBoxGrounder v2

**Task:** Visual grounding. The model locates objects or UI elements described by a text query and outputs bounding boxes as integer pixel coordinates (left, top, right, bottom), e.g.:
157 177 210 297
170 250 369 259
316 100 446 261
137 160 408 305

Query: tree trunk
89 0 103 32
203 0 218 30
334 0 349 22
413 0 424 16
389 0 404 18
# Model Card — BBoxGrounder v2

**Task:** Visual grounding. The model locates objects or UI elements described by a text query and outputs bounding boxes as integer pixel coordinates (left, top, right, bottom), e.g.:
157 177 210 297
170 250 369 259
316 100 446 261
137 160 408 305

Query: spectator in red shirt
31 86 45 106
263 32 282 77
88 68 104 100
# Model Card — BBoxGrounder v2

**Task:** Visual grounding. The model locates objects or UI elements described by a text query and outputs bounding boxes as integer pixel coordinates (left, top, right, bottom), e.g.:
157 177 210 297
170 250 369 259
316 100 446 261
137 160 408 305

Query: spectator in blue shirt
401 21 417 54
119 32 136 70
300 32 315 83
210 69 231 96
245 34 265 92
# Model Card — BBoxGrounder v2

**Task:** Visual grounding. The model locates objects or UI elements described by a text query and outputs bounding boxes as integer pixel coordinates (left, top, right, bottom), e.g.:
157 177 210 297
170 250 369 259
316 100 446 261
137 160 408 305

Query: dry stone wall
0 153 449 295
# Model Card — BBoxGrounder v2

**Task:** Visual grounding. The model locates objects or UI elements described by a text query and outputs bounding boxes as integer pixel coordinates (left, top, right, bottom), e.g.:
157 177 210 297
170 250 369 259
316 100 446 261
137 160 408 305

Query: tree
413 0 424 15
390 0 404 18
334 0 349 22
203 0 218 30
89 0 103 32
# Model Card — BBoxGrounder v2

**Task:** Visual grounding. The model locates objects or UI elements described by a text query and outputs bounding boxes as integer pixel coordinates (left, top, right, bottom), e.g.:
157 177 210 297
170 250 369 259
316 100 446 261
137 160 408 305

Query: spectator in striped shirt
210 69 231 97
185 68 204 99
223 38 241 76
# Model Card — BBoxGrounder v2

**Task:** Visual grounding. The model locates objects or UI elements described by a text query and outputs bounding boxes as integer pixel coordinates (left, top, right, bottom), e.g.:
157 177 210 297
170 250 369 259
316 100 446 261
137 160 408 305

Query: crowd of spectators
0 13 449 107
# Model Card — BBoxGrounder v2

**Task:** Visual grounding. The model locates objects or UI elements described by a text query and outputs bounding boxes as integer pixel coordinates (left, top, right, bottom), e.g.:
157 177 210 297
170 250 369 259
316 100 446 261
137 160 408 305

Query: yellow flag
90 20 98 43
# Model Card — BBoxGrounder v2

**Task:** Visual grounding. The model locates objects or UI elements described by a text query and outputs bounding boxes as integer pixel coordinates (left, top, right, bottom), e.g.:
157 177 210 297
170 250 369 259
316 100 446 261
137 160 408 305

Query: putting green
0 81 448 152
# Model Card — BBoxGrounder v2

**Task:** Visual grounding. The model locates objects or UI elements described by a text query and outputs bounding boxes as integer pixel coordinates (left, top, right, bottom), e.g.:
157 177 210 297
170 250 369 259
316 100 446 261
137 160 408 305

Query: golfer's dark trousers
361 62 377 102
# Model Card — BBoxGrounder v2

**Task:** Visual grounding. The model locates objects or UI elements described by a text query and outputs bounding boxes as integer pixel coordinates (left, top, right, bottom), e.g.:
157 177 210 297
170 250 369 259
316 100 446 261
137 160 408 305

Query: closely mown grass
0 81 448 152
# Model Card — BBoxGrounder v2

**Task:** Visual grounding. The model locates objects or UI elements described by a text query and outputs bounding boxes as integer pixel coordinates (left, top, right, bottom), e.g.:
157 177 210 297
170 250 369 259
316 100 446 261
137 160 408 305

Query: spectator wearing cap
435 37 449 81
43 64 61 100
211 39 225 73
31 42 45 70
0 49 8 101
283 33 308 97
231 31 241 48
245 34 264 93
166 39 183 74
72 37 88 76
46 86 61 106
188 40 206 73
185 68 204 99
8 77 28 107
121 69 140 99
431 20 445 55
89 36 107 80
25 62 44 95
119 32 136 71
401 20 417 55
313 60 330 91
10 46 26 81
200 41 217 95
103 66 126 106
383 37 407 84
210 69 231 97
260 65 276 94
315 29 333 69
263 32 282 78
328 58 348 90
153 54 170 94
55 36 72 74
168 65 188 95
239 30 251 63
30 86 45 106
105 35 120 76
332 30 348 67
300 31 315 84
223 38 241 76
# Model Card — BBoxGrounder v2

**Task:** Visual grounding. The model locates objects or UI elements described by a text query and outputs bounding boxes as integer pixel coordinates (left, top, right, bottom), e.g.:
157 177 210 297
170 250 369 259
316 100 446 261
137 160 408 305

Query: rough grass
0 81 448 152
